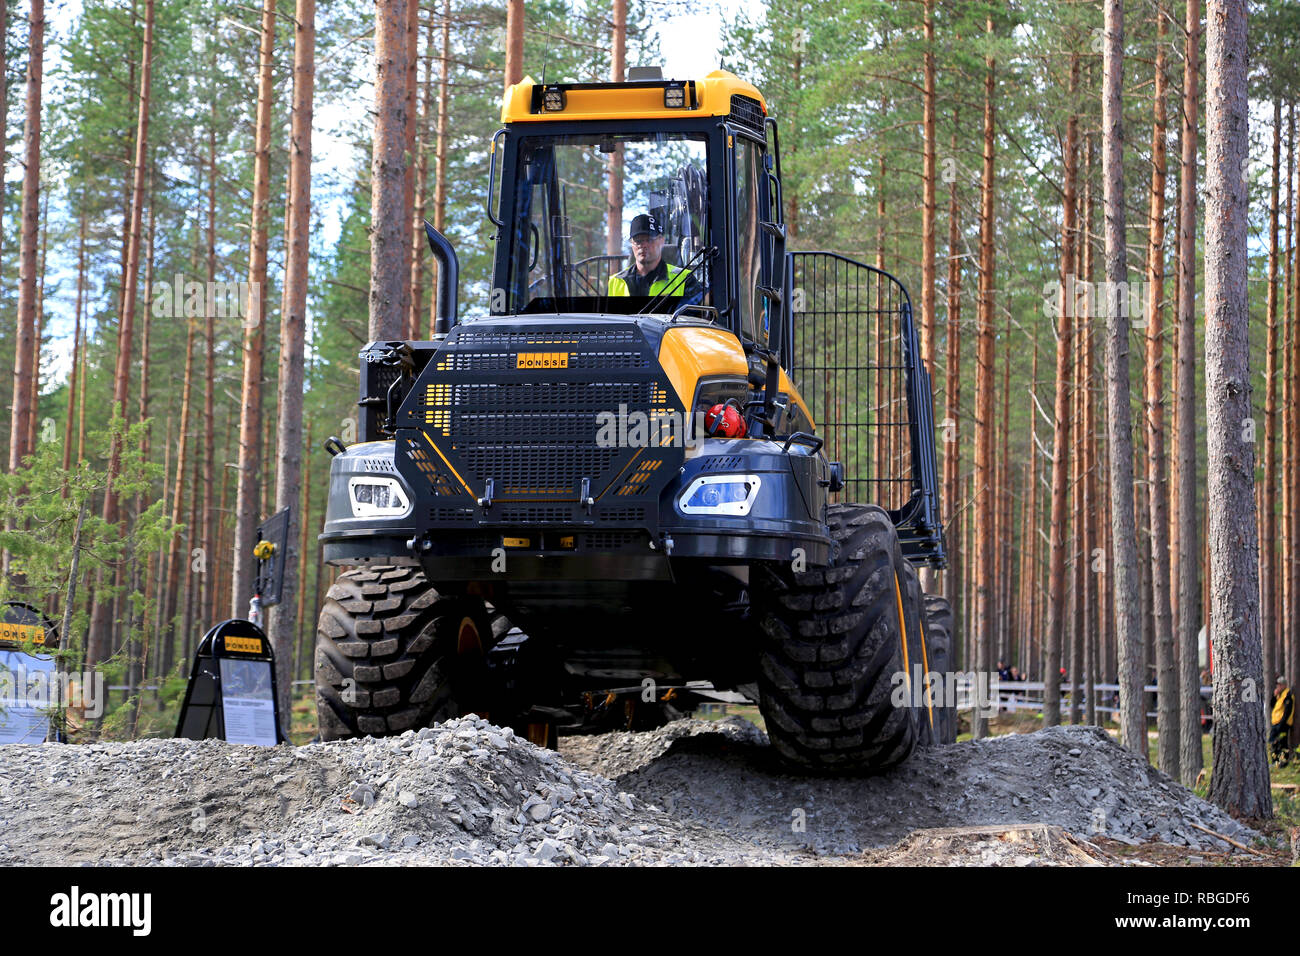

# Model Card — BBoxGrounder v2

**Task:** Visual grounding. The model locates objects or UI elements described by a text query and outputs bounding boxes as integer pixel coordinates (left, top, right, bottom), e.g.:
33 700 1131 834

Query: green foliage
0 411 173 672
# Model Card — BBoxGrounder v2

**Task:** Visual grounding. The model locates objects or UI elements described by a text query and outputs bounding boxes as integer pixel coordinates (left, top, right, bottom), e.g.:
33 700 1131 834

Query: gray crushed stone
0 716 1264 866
559 718 1262 855
0 716 799 867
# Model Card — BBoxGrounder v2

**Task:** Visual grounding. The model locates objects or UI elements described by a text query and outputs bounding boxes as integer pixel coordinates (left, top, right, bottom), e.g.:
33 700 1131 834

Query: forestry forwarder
315 69 954 771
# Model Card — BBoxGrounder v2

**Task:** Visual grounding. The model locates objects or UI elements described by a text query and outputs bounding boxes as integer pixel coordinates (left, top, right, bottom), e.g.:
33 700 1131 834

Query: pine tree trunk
920 0 937 374
136 170 158 684
64 206 88 473
1082 128 1099 726
1204 0 1270 818
270 0 315 726
231 0 277 618
163 307 196 644
1145 1 1178 777
9 0 44 470
1263 98 1282 699
369 0 409 342
504 0 523 90
1284 104 1294 717
203 76 218 631
428 0 451 336
0 0 8 272
1025 331 1040 678
294 421 313 685
999 313 1013 665
973 25 996 739
214 414 234 658
88 0 154 667
1045 55 1079 728
1070 267 1085 725
408 9 433 336
1176 0 1204 786
943 114 963 630
27 187 48 458
605 0 627 256
399 0 417 339
1285 115 1294 686
1101 0 1146 757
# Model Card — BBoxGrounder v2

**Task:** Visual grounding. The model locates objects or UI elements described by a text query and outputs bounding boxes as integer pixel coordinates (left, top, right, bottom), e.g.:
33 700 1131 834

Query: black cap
629 213 663 238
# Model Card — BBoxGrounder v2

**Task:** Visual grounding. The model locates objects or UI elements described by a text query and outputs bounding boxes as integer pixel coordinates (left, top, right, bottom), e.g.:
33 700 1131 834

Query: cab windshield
507 131 711 314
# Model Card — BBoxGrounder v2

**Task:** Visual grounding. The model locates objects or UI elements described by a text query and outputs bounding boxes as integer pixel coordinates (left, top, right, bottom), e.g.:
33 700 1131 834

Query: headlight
348 477 411 518
678 474 761 516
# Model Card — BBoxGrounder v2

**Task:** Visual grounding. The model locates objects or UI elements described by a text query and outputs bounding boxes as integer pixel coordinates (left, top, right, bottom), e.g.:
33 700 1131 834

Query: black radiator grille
402 322 684 522
447 382 653 443
461 446 622 497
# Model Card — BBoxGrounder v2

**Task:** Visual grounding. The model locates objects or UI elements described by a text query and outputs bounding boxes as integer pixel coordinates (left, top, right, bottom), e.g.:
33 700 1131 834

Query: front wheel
753 503 918 773
315 566 494 740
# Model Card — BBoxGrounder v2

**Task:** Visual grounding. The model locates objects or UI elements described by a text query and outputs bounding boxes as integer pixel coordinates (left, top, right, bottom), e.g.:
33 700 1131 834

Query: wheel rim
457 616 482 656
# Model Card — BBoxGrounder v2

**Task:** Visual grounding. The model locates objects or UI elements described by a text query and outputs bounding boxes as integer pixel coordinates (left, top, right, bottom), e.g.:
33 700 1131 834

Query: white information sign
0 650 57 744
218 657 278 746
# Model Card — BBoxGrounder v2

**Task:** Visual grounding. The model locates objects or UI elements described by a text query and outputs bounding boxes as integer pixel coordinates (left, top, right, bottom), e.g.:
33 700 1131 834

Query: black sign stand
174 619 286 745
253 507 291 610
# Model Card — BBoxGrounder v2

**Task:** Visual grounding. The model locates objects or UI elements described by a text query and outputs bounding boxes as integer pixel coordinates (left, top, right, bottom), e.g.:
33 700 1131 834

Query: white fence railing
953 679 1211 720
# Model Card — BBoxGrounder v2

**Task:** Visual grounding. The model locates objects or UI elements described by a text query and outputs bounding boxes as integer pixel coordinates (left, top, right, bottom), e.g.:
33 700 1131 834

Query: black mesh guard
396 318 686 537
789 252 945 568
728 95 765 136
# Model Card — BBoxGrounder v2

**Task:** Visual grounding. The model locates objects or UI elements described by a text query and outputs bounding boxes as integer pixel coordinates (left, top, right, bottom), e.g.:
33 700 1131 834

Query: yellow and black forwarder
316 69 952 770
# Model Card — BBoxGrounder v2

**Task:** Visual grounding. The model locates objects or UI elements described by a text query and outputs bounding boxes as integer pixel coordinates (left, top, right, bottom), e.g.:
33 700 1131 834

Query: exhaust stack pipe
423 220 459 334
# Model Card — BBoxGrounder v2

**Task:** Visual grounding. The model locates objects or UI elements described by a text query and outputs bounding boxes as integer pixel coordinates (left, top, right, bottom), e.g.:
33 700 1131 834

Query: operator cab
490 70 782 354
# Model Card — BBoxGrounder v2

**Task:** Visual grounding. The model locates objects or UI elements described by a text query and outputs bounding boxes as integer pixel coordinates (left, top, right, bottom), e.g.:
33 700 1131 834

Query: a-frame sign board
0 602 62 744
175 619 286 746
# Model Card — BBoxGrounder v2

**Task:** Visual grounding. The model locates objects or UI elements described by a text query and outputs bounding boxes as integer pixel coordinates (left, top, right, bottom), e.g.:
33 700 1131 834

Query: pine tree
231 0 278 618
1204 0 1270 820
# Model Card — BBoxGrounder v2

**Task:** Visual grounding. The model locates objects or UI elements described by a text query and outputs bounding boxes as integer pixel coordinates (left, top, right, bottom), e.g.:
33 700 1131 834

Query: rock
533 839 562 863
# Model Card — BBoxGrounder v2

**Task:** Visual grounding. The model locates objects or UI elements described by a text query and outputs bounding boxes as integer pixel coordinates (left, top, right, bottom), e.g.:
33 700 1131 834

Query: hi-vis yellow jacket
1273 688 1294 727
607 262 689 298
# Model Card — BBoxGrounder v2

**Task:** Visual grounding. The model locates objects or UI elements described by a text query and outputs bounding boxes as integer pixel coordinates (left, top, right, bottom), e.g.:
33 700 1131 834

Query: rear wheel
754 503 918 773
315 566 494 740
899 560 936 746
922 594 957 745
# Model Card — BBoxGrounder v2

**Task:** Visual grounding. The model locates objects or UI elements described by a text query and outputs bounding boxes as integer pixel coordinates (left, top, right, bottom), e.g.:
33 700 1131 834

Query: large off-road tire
315 566 494 741
922 593 958 745
754 503 918 773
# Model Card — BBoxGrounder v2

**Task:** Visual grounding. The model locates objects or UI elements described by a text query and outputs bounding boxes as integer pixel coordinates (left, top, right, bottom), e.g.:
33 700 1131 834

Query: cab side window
735 138 767 347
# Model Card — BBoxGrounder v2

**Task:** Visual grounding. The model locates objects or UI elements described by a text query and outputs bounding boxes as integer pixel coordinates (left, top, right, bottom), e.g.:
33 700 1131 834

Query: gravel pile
0 716 796 867
0 716 1264 866
561 719 1262 855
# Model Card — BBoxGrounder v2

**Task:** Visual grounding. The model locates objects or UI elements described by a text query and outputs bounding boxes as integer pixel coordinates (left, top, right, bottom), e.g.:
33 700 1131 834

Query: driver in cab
608 213 698 301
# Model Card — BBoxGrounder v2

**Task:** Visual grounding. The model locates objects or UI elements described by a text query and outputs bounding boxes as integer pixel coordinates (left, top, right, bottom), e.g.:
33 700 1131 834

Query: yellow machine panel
501 70 766 124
